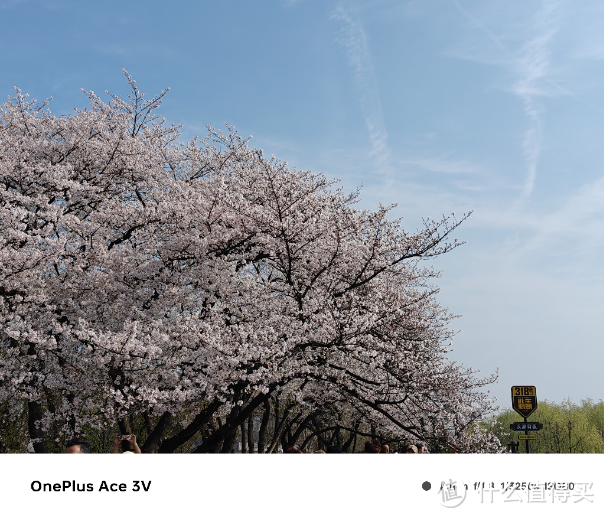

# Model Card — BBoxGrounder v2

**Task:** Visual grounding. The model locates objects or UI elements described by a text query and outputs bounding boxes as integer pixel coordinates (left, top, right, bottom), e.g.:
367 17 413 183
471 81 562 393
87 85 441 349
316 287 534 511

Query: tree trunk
26 340 46 453
241 421 248 453
311 417 327 451
247 413 255 453
158 401 221 453
342 426 357 453
273 397 280 443
333 426 342 451
142 411 153 436
257 400 270 453
28 401 46 453
269 401 290 452
281 423 290 451
287 414 313 449
266 410 292 454
194 392 270 453
220 406 240 453
141 412 172 453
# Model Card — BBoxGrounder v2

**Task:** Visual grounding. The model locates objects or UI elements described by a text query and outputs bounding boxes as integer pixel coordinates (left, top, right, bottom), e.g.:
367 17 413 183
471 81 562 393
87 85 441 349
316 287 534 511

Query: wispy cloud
331 2 393 177
453 0 561 199
514 0 560 198
510 174 604 261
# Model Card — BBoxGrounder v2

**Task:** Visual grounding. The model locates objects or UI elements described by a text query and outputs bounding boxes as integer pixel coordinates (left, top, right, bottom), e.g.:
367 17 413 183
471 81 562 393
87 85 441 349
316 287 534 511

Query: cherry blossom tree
0 71 500 453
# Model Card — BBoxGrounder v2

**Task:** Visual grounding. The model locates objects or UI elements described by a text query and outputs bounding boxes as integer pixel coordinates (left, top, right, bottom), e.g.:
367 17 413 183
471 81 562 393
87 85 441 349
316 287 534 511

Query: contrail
331 2 393 177
454 0 561 198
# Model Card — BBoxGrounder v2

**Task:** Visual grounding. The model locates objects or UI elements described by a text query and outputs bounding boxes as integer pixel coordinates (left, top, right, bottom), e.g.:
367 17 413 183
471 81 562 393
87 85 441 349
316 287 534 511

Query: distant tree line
483 399 604 453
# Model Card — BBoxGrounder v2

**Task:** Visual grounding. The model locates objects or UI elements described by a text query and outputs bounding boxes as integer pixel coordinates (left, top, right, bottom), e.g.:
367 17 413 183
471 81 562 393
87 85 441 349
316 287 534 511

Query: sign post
511 386 538 454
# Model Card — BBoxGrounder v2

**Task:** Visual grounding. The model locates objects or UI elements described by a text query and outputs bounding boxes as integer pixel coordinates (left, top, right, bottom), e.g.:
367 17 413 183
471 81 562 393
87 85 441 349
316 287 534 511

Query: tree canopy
0 71 499 453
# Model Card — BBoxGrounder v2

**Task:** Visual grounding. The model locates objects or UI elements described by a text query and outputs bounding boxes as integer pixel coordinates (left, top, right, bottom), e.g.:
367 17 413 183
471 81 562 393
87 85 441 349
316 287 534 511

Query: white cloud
452 0 562 199
511 175 604 262
514 0 561 198
331 1 393 178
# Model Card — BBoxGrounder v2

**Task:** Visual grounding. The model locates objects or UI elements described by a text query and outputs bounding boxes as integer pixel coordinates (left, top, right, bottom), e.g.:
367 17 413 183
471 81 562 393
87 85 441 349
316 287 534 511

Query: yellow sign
511 386 538 418
518 434 536 440
512 386 536 397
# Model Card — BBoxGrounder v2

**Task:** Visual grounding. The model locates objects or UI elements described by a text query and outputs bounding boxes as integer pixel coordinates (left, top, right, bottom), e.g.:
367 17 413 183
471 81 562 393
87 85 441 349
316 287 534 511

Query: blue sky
2 0 604 410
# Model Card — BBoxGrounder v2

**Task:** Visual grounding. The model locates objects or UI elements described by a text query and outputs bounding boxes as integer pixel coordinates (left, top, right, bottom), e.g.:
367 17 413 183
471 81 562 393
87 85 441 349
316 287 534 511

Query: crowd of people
64 435 141 454
363 440 428 454
63 435 426 454
281 440 428 454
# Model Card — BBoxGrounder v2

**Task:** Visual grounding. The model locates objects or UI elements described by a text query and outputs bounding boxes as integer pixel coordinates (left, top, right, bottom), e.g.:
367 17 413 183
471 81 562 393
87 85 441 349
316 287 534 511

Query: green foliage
483 398 604 453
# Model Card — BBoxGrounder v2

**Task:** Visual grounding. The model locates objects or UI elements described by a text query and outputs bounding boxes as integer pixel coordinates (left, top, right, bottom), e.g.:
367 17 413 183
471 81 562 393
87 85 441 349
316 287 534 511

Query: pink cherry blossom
0 71 500 453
